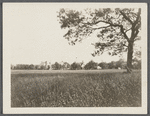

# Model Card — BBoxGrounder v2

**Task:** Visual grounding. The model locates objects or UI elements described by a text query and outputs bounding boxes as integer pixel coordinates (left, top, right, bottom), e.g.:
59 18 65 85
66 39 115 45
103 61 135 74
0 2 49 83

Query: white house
97 66 102 70
118 67 121 70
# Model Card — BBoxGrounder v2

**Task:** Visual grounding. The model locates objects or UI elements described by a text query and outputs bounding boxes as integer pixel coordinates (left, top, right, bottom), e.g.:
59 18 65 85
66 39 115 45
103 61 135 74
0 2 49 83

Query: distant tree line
11 64 49 70
11 58 141 70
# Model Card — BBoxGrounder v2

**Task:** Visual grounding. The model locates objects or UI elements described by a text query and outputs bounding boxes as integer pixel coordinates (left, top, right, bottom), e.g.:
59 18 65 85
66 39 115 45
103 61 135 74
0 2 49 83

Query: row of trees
11 64 50 70
83 59 141 70
11 59 141 70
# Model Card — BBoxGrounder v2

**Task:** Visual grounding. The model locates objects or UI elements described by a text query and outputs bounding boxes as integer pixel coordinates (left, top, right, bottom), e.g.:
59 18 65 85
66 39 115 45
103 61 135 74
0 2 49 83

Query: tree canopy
58 8 141 72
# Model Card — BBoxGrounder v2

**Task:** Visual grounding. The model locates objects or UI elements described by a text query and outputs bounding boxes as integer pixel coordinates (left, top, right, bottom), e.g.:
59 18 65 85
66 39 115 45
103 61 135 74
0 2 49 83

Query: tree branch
133 8 141 26
83 20 121 27
119 10 133 24
120 26 130 42
130 9 141 42
84 20 130 42
92 25 111 30
133 30 139 40
125 28 132 33
122 43 128 47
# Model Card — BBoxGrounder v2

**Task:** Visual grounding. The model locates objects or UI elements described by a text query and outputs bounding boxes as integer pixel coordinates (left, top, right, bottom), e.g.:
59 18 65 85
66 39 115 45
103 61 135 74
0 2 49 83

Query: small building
81 64 85 69
97 66 102 70
118 67 121 70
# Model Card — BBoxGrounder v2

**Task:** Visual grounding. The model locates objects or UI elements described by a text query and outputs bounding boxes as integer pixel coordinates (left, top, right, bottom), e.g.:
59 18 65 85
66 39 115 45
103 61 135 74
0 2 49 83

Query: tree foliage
52 62 62 70
98 62 109 69
84 60 98 70
58 8 140 54
70 62 82 70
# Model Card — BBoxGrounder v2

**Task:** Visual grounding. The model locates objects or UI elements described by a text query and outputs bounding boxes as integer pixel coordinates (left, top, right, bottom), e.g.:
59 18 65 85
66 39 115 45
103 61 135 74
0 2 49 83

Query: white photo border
3 3 148 114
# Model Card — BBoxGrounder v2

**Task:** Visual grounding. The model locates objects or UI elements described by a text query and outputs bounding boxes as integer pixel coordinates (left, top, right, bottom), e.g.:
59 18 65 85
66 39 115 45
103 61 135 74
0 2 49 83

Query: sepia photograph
3 3 147 114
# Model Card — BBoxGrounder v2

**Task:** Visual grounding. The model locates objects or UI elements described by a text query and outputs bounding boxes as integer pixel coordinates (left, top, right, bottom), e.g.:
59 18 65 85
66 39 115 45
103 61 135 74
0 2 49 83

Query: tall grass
11 71 141 107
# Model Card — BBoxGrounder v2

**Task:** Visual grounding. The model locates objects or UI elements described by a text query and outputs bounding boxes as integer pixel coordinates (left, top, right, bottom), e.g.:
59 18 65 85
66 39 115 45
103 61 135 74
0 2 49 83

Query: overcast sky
3 3 141 65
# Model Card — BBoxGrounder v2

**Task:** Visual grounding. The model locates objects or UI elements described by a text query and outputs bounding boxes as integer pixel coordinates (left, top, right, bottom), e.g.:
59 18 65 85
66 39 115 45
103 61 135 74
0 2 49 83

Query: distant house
118 67 121 70
97 66 102 70
40 61 52 70
81 64 85 69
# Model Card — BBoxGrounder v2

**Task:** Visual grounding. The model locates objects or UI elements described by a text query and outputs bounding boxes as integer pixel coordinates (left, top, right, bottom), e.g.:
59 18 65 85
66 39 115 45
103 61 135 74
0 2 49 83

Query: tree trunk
126 42 134 73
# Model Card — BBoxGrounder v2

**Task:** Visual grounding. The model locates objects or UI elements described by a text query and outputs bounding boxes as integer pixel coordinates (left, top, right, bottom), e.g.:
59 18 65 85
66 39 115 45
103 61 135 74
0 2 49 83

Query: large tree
58 8 141 73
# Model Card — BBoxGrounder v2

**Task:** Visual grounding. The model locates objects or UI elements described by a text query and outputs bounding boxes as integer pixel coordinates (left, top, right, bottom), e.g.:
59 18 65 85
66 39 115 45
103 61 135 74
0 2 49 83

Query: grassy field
11 70 141 107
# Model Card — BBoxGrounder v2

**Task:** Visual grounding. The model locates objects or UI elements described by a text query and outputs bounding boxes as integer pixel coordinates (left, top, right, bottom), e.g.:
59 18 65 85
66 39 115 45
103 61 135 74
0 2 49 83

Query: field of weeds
11 70 141 107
